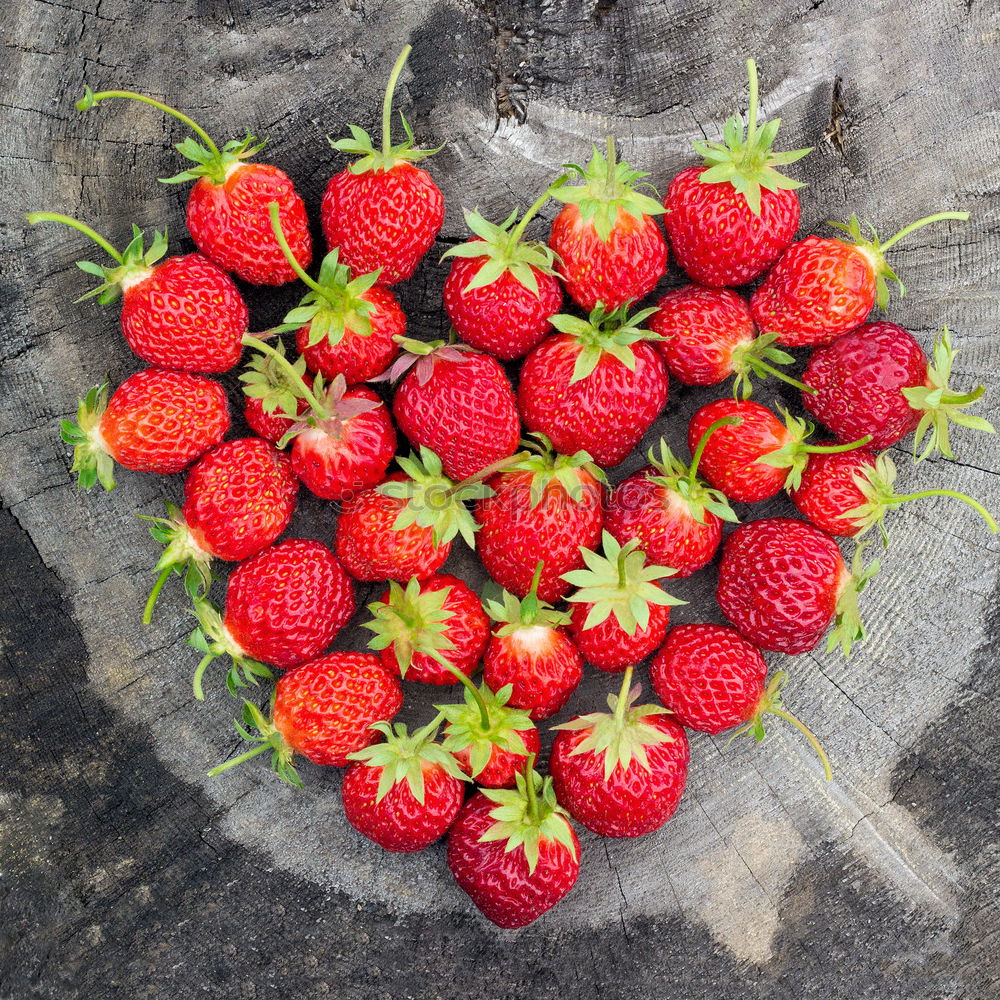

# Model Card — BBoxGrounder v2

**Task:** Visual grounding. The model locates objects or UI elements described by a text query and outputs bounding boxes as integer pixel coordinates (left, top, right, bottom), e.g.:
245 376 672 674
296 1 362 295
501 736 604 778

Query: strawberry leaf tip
61 383 116 491
647 435 739 527
828 542 879 658
363 577 456 676
503 434 607 509
188 597 274 701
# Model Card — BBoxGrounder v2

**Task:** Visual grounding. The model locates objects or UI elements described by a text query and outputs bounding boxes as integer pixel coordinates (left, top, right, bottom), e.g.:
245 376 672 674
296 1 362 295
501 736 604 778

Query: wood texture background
2 1 998 998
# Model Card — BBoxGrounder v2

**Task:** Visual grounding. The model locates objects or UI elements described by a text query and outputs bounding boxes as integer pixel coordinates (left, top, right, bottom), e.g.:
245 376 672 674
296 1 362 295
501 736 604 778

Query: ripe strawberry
447 767 580 928
208 653 403 786
551 667 689 838
343 718 467 852
240 340 313 445
802 324 995 459
475 435 604 603
548 137 666 311
378 338 520 481
663 60 811 287
77 88 312 285
751 212 969 346
364 574 490 685
61 370 229 491
481 564 583 720
26 214 247 372
322 46 443 284
518 303 669 467
564 532 684 672
717 517 878 657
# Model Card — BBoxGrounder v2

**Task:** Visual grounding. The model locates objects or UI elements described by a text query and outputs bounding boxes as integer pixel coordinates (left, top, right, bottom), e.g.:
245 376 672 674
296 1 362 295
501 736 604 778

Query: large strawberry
664 59 811 287
447 766 580 928
61 370 229 491
548 137 666 311
77 88 311 285
323 46 443 284
27 214 247 372
551 667 689 838
751 212 969 346
518 303 669 467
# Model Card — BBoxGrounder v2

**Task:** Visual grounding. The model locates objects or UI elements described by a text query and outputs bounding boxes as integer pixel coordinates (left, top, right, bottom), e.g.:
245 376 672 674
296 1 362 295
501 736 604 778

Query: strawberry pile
33 52 996 930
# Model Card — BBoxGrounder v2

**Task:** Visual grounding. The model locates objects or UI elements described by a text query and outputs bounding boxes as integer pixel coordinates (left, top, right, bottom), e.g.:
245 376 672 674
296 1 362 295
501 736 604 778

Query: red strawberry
716 517 878 656
61 370 229 490
475 435 604 603
447 767 580 928
208 653 403 786
322 46 443 285
26 214 247 372
551 667 689 838
751 212 969 346
663 60 810 287
548 137 666 312
343 718 467 853
364 574 490 685
518 303 669 467
240 341 313 445
77 89 312 285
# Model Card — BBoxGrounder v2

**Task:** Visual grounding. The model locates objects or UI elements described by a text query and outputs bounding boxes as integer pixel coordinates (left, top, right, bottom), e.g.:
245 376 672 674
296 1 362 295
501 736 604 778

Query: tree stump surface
2 2 998 998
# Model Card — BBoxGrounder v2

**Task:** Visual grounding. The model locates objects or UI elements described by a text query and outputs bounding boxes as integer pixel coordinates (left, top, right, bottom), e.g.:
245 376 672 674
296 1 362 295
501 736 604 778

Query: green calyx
239 337 309 424
60 383 116 491
729 333 817 399
562 531 685 636
501 433 607 509
188 597 274 702
374 335 474 387
363 577 456 676
483 562 571 635
828 542 880 658
207 698 301 788
551 135 665 242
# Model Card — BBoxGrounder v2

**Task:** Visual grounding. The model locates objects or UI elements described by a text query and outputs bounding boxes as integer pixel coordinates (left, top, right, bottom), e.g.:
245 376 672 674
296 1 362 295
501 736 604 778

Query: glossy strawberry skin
183 438 298 562
120 254 247 372
802 322 929 448
650 624 767 733
788 446 877 537
444 250 563 360
550 715 689 838
393 353 521 481
321 162 444 285
342 761 464 852
99 368 229 474
569 601 671 673
750 236 876 346
452 727 542 790
186 163 312 285
447 791 580 928
716 517 848 654
549 204 667 312
272 653 403 767
519 334 669 467
664 166 800 287
244 375 313 445
223 538 356 670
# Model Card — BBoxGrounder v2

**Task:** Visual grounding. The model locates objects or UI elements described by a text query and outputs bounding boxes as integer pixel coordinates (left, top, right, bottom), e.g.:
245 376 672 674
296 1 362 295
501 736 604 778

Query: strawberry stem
382 45 412 162
446 451 526 497
688 415 742 488
741 58 759 161
508 182 561 245
192 653 214 702
767 706 832 781
207 741 269 776
613 666 634 726
436 654 492 730
142 566 173 625
879 211 970 251
242 335 326 415
523 754 540 823
887 488 998 532
25 211 123 263
803 434 872 454
751 357 816 394
267 202 322 293
603 135 617 199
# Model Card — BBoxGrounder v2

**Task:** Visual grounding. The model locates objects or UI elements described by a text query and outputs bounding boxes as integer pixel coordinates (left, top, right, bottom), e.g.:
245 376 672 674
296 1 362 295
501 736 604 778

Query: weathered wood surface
2 1 999 997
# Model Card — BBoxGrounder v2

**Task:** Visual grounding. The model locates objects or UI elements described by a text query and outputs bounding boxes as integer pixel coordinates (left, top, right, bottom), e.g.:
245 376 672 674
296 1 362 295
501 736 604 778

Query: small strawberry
61 370 229 491
549 137 667 312
716 517 879 657
239 340 313 445
518 303 669 467
551 667 689 838
343 717 468 852
26 214 247 372
77 88 312 285
751 212 969 346
323 46 444 284
663 59 811 287
447 765 580 928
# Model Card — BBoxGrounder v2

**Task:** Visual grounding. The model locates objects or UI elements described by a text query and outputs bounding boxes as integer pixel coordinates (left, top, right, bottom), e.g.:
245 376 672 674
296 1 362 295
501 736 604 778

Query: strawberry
77 88 312 285
548 137 666 311
716 517 878 656
322 46 443 284
518 303 669 467
663 60 811 287
481 564 583 720
378 338 521 481
61 370 229 491
343 718 467 852
751 212 969 346
208 653 404 786
551 667 689 838
447 766 580 928
475 435 604 603
26 214 247 372
240 340 313 445
364 574 490 685
802 324 995 459
564 532 684 672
